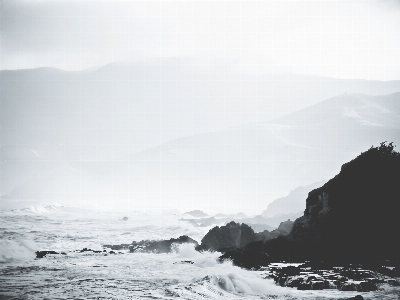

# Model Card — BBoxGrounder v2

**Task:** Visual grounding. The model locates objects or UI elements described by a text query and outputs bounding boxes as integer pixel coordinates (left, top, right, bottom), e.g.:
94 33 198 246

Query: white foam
0 239 37 263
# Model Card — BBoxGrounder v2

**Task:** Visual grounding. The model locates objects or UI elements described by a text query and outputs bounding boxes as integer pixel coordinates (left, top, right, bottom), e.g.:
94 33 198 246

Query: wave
0 239 37 263
169 244 292 298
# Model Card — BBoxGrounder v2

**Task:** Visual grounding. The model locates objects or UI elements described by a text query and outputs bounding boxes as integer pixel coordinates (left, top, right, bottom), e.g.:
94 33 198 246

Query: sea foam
0 239 37 263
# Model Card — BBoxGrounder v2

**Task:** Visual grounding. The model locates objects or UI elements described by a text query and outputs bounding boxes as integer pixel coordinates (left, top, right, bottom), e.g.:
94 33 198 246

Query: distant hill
120 92 400 212
2 70 400 212
183 210 208 218
262 181 327 218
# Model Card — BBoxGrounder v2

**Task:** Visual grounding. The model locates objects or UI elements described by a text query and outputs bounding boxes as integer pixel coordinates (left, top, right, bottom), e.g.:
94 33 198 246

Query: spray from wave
170 243 293 298
0 239 37 263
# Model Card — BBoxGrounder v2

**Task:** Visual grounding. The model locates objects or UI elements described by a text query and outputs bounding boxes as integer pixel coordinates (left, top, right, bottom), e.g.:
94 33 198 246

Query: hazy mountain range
1 61 400 213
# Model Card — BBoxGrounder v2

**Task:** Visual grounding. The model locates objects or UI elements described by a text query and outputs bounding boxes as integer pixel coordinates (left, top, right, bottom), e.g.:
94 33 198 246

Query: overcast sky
1 0 400 80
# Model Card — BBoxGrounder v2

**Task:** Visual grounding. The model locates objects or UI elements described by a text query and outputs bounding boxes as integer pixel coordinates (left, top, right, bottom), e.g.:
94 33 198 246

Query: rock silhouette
221 142 400 268
198 220 293 252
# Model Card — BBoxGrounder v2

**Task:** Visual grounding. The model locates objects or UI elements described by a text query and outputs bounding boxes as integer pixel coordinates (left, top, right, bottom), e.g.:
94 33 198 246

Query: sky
2 0 400 80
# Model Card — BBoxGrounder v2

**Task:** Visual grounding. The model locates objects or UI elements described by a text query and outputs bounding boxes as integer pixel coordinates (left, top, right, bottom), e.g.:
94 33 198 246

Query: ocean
1 204 399 299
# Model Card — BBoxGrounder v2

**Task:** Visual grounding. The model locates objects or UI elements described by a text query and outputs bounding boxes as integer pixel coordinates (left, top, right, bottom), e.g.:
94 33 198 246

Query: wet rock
357 281 378 292
219 241 271 269
340 269 374 280
340 283 357 291
197 221 256 252
347 296 364 300
310 280 330 290
35 251 59 258
297 282 312 290
103 244 130 250
285 277 304 288
129 235 198 254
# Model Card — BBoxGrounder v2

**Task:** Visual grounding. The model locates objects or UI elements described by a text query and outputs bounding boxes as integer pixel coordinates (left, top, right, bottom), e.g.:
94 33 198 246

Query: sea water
1 204 399 299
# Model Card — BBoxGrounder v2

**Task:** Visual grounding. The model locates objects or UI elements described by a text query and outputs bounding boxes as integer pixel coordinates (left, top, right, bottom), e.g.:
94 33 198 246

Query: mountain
2 66 400 212
182 210 208 218
262 181 327 218
221 142 400 268
120 92 400 213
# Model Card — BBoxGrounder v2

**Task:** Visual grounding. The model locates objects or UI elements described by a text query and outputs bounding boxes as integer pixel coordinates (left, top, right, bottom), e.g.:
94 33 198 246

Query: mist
1 0 400 215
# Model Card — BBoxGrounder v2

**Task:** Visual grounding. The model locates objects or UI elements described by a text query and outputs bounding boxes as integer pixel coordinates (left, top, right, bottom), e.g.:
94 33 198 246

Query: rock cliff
221 142 400 268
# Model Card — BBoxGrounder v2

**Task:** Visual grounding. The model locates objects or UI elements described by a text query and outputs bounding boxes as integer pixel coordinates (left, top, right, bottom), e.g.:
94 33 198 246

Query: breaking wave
0 239 37 263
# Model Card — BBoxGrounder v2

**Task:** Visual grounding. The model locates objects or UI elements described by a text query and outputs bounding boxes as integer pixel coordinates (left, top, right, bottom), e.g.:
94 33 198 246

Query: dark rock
340 269 374 280
221 143 400 269
122 217 128 221
272 265 300 276
198 221 256 252
129 235 198 254
288 142 400 265
255 219 294 242
311 280 329 290
103 244 130 250
297 282 312 290
357 281 378 292
347 296 364 300
285 277 304 288
340 283 357 291
219 241 271 269
36 251 59 258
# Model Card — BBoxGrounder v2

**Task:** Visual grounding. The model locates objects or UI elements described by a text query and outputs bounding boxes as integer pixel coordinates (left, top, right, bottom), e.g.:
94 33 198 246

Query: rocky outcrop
198 220 293 252
260 262 399 292
256 219 294 241
221 142 400 268
287 142 400 264
36 251 60 258
129 235 198 254
197 222 256 252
